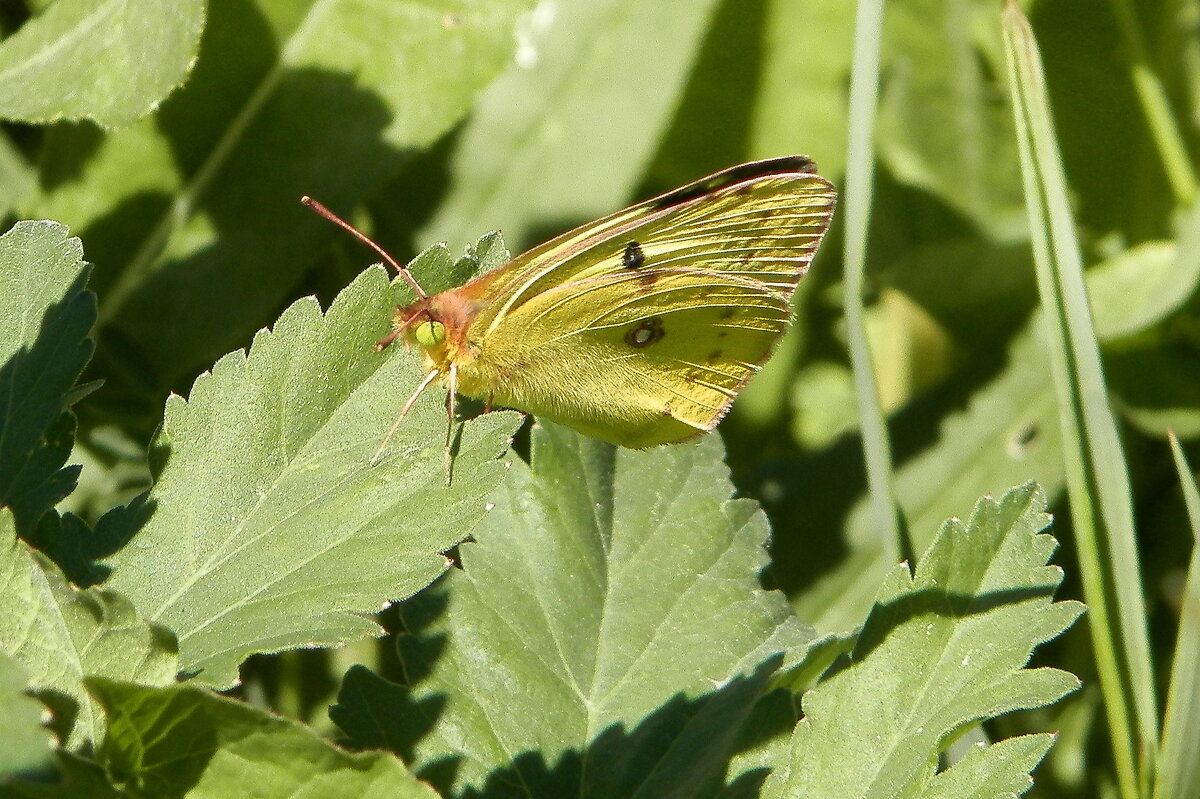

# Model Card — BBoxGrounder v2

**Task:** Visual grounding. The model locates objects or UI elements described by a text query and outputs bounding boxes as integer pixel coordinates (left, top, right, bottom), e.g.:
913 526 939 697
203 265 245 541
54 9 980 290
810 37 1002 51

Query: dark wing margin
647 155 819 211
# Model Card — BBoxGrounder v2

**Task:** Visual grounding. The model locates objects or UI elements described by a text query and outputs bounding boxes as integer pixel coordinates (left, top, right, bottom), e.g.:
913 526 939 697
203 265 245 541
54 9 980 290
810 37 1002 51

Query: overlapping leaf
87 680 438 799
333 424 814 798
0 510 178 751
0 0 204 127
762 484 1082 797
0 221 95 538
26 0 532 422
103 258 522 689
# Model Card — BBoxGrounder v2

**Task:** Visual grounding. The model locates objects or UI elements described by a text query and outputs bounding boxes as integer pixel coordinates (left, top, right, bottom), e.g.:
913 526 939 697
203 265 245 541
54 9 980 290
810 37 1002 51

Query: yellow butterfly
305 155 835 460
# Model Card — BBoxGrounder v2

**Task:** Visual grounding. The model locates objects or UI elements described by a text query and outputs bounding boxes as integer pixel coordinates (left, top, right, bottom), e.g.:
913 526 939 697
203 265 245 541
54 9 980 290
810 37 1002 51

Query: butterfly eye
414 319 447 347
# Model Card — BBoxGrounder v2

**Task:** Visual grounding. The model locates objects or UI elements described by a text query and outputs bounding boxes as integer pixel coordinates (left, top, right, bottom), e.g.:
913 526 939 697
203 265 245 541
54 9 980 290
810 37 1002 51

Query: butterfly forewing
468 156 836 338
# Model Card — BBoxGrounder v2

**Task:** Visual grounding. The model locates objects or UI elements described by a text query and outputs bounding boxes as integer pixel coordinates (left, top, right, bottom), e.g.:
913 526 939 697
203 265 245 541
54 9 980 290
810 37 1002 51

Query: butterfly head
389 291 483 377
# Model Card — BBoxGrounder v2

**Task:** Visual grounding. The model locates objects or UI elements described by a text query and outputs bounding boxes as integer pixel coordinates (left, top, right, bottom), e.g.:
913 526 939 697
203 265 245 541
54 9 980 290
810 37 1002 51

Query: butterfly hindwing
456 269 792 447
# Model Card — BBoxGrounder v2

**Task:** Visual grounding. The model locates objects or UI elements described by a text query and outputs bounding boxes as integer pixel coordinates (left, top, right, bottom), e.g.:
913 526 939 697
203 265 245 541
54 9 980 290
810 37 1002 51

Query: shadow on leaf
333 645 793 799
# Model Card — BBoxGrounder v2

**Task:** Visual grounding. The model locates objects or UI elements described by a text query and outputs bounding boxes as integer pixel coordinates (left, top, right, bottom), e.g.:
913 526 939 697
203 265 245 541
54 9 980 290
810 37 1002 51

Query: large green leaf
0 0 204 127
920 735 1057 799
27 0 530 421
0 510 178 751
408 0 723 255
332 424 814 798
0 653 56 779
86 680 438 799
750 0 854 177
0 134 36 219
761 484 1081 797
0 221 95 538
876 0 1024 237
103 256 522 689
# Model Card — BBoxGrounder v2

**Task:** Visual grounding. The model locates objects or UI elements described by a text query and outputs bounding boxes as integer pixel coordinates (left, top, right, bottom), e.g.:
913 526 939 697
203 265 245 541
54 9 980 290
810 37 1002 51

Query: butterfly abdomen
452 334 714 447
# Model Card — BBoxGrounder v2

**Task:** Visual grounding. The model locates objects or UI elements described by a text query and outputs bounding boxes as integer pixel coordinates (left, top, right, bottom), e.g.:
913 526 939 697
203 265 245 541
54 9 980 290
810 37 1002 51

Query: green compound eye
414 319 446 347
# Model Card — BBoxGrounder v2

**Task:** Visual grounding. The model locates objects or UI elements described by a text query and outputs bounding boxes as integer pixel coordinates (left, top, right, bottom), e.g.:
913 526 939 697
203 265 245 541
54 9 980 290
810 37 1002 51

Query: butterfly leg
370 368 440 466
443 363 458 484
484 391 495 414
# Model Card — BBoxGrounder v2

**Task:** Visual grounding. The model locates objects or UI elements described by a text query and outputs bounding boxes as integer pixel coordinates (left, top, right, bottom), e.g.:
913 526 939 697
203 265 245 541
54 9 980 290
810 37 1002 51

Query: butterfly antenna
370 368 441 466
301 195 428 300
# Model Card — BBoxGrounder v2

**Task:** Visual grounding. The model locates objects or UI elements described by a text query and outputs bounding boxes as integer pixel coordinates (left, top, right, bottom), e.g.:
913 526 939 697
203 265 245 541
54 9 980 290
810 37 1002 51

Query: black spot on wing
647 156 819 211
625 317 666 349
622 240 645 269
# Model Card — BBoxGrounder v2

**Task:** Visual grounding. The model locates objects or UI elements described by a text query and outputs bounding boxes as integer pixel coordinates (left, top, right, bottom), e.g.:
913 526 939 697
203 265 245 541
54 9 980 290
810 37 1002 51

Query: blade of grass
1002 3 1158 798
1106 0 1197 204
842 0 906 565
1157 433 1200 799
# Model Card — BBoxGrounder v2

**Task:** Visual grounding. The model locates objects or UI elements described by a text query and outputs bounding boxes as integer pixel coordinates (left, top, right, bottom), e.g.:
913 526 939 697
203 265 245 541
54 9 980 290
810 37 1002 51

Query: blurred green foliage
1 0 1198 795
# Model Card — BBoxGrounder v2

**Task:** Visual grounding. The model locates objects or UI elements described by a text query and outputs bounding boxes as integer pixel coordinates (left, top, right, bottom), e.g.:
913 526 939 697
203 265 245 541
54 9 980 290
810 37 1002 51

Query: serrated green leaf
716 631 861 798
0 221 95 539
769 325 1065 633
26 0 530 424
86 679 437 799
103 261 521 689
0 509 178 751
0 653 56 780
0 0 205 128
405 230 511 298
762 484 1081 798
331 424 814 798
411 0 723 253
922 734 1055 799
